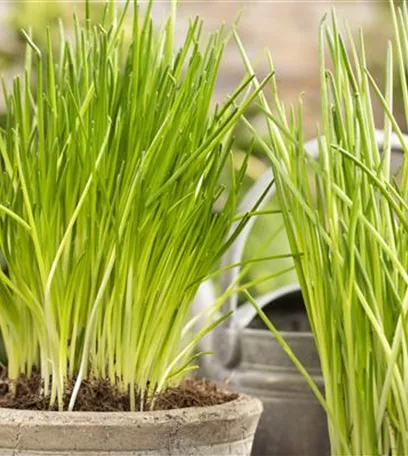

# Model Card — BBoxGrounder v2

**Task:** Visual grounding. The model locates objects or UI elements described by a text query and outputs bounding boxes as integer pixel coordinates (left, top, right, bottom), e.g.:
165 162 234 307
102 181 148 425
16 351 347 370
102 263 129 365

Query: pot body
204 326 330 456
0 394 262 455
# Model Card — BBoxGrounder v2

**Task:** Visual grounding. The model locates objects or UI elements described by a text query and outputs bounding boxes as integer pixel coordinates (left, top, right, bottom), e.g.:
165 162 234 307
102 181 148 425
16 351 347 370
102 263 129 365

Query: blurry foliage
0 1 108 73
12 1 107 50
12 1 66 49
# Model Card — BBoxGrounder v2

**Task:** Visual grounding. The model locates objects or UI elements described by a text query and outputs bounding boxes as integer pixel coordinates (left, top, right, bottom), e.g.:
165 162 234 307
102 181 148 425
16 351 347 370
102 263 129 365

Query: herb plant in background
0 0 268 412
240 2 408 455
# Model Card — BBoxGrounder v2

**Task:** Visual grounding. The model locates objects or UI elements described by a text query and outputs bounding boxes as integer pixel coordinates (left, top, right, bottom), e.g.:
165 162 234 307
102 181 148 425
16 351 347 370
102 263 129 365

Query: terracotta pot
0 394 262 455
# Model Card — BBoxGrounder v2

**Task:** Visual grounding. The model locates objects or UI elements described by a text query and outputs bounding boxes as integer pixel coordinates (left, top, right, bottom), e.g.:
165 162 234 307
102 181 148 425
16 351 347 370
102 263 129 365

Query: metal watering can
192 130 407 456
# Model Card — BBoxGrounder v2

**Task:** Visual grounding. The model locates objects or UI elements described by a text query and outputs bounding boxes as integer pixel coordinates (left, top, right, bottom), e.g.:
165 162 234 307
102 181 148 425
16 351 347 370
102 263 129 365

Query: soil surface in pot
0 368 237 412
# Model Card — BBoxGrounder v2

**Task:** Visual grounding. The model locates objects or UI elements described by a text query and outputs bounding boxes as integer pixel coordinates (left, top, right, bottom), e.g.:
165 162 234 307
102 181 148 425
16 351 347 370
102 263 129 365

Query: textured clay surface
0 394 262 455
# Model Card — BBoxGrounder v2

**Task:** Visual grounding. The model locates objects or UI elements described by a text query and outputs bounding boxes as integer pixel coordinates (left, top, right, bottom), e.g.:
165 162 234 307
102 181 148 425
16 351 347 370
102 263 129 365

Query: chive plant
239 3 408 455
0 0 269 411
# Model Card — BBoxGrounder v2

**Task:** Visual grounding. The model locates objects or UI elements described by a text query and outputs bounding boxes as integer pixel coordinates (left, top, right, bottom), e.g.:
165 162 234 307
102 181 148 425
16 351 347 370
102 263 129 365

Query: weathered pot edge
0 393 263 453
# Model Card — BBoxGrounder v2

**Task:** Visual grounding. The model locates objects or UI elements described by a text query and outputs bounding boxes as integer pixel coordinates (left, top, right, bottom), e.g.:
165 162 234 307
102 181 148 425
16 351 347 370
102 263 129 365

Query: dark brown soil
0 369 237 412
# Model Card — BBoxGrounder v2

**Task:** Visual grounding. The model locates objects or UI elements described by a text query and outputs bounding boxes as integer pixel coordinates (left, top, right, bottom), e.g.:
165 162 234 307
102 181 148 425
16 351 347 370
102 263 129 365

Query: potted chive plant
0 1 266 454
238 2 408 455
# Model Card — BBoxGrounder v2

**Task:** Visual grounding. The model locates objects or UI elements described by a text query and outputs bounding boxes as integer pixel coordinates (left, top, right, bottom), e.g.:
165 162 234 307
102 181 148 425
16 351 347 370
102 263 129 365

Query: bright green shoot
0 0 268 411
240 3 408 455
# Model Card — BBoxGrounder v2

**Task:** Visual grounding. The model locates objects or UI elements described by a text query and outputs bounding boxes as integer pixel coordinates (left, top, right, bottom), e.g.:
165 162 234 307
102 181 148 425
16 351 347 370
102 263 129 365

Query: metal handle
219 136 320 318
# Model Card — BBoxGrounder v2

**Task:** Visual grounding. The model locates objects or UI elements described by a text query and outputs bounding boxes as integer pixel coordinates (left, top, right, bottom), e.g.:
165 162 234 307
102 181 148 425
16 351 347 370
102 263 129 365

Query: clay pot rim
0 393 263 452
0 392 262 425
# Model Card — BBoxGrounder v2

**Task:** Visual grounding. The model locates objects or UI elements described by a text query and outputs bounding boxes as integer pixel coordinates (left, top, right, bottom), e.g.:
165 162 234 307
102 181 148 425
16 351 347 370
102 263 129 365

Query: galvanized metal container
196 285 330 456
234 328 328 456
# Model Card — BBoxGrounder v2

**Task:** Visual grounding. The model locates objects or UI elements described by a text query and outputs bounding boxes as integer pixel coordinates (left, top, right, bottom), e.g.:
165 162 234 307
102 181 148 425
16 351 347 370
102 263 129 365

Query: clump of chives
0 0 269 411
239 3 408 454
